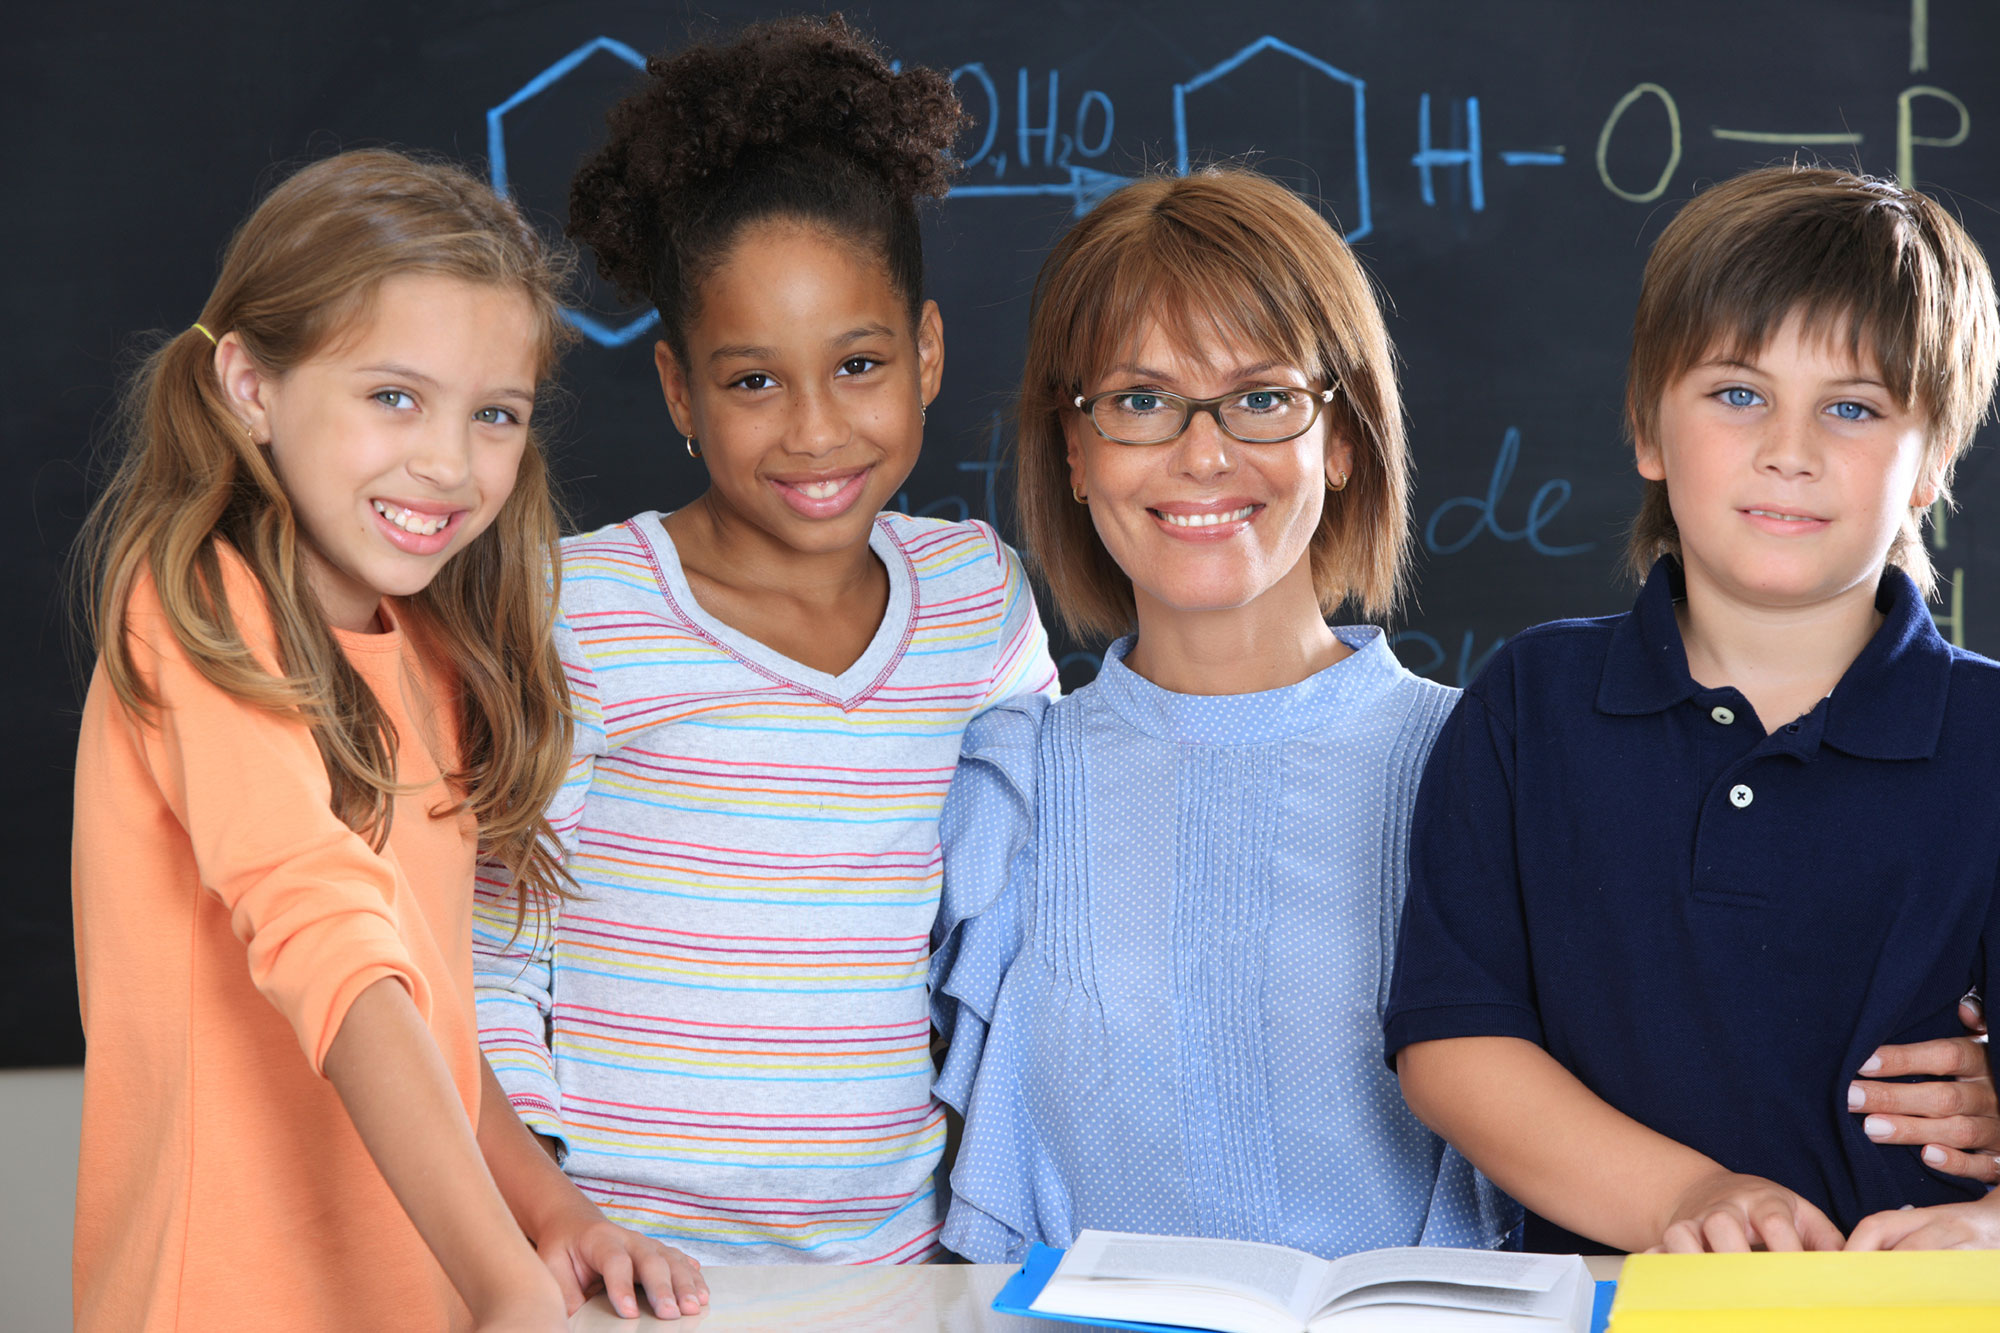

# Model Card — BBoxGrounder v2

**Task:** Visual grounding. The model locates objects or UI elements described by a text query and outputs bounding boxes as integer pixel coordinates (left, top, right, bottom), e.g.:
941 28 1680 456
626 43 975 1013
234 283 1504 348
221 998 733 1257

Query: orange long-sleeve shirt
72 551 481 1332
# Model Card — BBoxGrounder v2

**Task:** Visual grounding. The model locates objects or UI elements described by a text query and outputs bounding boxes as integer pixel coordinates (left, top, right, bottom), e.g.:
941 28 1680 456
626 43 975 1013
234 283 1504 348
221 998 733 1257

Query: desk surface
570 1256 1627 1331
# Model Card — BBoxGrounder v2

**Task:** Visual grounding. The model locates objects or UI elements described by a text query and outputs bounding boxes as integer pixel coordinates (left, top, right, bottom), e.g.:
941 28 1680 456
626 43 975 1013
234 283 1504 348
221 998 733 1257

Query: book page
1045 1231 1325 1319
1313 1248 1574 1309
1308 1306 1576 1332
1322 1280 1556 1316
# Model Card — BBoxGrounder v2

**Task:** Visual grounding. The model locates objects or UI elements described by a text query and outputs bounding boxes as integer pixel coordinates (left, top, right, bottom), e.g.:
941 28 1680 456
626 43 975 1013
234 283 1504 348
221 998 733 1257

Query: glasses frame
1072 385 1338 446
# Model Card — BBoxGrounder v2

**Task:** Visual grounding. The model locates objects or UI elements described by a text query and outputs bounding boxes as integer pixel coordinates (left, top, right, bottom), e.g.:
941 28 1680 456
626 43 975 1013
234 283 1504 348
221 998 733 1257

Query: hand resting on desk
1648 1169 1845 1253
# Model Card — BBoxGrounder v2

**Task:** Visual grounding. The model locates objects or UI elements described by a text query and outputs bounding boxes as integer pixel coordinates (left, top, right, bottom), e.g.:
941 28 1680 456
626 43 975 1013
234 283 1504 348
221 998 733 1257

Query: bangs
1653 205 1932 410
1038 183 1333 399
1631 170 1971 438
1063 236 1320 391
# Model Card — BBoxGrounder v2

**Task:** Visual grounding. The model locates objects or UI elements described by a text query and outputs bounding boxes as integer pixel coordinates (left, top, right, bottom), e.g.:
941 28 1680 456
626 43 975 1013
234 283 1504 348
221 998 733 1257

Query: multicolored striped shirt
473 511 1057 1264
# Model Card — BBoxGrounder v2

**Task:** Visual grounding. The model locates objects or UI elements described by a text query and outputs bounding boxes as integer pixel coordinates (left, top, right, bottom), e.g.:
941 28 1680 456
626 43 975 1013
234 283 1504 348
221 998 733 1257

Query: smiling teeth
1164 506 1256 527
1748 509 1813 523
795 479 848 500
373 501 449 536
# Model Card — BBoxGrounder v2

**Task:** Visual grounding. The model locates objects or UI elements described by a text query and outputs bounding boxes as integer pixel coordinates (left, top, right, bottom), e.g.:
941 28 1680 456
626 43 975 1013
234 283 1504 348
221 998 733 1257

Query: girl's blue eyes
1719 387 1763 408
1828 400 1874 421
373 390 521 425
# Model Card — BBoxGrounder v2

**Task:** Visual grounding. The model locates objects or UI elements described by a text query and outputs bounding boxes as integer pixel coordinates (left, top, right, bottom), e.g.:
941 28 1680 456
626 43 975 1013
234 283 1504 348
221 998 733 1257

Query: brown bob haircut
1015 167 1410 642
1626 165 2000 594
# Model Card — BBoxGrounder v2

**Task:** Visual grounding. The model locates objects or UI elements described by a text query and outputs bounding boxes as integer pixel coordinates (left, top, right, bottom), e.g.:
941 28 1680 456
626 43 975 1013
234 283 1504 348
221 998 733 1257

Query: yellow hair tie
192 322 218 345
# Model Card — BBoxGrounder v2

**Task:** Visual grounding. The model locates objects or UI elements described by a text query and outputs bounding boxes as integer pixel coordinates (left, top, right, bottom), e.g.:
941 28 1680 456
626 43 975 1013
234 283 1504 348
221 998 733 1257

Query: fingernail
1858 1054 1883 1075
1864 1115 1893 1139
1847 1083 1865 1110
1923 1145 1947 1165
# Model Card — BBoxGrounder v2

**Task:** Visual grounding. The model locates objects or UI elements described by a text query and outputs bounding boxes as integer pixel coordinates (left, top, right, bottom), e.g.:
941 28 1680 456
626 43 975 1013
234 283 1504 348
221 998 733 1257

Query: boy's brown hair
1015 167 1410 642
1626 165 2000 594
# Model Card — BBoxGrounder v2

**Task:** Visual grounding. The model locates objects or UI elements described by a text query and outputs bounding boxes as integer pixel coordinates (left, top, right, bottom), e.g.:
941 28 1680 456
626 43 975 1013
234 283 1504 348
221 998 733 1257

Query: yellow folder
1608 1251 2000 1331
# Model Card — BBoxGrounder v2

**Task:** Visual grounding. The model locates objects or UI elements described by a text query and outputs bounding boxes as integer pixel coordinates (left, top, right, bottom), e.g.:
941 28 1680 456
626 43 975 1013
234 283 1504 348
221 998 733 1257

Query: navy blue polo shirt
1384 559 2000 1253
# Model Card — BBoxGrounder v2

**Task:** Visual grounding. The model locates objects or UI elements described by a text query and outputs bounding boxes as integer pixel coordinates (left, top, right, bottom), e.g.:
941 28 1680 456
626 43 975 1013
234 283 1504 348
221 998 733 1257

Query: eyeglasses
1073 385 1337 446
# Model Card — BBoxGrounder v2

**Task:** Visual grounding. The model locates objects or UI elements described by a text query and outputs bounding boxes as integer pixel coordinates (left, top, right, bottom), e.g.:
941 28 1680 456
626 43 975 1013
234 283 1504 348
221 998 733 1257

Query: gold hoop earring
1072 485 1088 504
685 436 701 460
1327 471 1348 492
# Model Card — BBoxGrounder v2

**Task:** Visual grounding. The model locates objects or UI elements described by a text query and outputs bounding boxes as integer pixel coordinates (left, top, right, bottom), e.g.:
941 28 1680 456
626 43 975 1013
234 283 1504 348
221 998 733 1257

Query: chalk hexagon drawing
1171 36 1372 241
487 36 658 348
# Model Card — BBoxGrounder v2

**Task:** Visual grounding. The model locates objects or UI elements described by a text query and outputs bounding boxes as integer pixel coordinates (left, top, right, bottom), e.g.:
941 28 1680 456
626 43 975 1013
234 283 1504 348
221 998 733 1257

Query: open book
1004 1230 1594 1333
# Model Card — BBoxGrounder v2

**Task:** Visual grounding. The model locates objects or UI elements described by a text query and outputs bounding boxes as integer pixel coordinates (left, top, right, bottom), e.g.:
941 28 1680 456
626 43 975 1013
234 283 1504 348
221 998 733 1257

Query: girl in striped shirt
472 16 1057 1265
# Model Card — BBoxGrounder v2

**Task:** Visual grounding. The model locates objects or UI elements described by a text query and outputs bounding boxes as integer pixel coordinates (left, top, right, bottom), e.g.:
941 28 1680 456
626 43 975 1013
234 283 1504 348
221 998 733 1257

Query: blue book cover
991 1243 1619 1333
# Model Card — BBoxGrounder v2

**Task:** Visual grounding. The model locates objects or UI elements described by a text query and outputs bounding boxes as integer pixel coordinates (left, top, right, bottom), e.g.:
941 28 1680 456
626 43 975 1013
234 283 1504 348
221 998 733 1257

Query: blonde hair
1014 167 1410 641
1626 165 2000 594
77 148 580 909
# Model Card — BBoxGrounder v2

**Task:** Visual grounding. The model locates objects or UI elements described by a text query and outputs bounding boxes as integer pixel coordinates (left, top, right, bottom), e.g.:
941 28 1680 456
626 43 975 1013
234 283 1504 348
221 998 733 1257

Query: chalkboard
13 0 2000 1066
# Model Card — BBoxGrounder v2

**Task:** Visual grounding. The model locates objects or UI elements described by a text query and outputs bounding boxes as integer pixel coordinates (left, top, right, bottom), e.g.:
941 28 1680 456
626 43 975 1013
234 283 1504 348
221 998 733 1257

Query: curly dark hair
569 13 964 363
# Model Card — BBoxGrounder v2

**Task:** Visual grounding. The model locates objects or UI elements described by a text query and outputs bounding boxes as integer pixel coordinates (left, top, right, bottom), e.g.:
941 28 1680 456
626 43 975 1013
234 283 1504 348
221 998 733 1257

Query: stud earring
685 436 701 460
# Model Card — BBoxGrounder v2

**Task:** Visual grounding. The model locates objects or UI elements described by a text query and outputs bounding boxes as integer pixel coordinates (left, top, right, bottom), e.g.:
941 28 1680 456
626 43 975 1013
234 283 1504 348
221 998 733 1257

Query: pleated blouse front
930 629 1517 1263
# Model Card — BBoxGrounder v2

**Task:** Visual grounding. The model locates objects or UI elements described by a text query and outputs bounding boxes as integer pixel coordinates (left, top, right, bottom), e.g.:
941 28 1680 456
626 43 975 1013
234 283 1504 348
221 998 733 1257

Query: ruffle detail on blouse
1418 1146 1523 1250
930 694 1048 1112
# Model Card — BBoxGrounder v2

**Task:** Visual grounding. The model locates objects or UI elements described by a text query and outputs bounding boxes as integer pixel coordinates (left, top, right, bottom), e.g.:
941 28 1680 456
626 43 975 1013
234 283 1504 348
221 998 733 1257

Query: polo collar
1596 557 1953 760
1595 559 1699 717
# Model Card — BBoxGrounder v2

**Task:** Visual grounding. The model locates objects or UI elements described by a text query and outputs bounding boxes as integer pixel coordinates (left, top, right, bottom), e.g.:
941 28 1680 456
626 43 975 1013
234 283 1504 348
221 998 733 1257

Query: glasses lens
1219 388 1316 442
1092 391 1185 444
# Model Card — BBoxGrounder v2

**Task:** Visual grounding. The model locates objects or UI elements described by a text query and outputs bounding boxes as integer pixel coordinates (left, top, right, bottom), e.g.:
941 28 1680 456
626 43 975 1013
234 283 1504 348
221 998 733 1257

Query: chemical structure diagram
484 2 1977 675
485 5 1969 352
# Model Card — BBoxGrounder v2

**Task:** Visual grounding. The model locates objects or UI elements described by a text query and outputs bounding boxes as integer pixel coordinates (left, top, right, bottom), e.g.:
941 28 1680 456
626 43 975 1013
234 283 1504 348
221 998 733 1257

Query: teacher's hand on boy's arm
1397 1036 1845 1253
1849 996 1998 1184
1846 1190 2000 1251
476 1057 709 1321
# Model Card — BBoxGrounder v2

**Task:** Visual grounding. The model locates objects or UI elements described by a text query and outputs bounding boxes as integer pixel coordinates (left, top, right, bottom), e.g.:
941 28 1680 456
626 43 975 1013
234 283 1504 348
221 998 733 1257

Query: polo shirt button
1729 784 1754 808
1711 706 1735 725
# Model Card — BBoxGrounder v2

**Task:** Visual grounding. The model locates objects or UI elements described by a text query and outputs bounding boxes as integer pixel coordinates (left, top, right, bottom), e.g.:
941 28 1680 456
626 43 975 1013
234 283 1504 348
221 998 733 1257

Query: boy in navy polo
1386 166 2000 1253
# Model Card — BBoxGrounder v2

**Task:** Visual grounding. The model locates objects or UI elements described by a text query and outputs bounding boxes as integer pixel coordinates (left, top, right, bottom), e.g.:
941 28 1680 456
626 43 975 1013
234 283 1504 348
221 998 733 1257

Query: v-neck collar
631 510 919 710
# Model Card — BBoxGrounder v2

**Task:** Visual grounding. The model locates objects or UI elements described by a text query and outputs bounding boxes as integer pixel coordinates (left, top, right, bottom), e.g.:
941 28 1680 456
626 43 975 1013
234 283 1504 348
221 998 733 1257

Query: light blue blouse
929 629 1519 1263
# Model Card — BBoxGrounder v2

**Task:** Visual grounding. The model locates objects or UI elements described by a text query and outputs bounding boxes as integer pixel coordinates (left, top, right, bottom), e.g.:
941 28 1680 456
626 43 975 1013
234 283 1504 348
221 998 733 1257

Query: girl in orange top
70 149 706 1333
